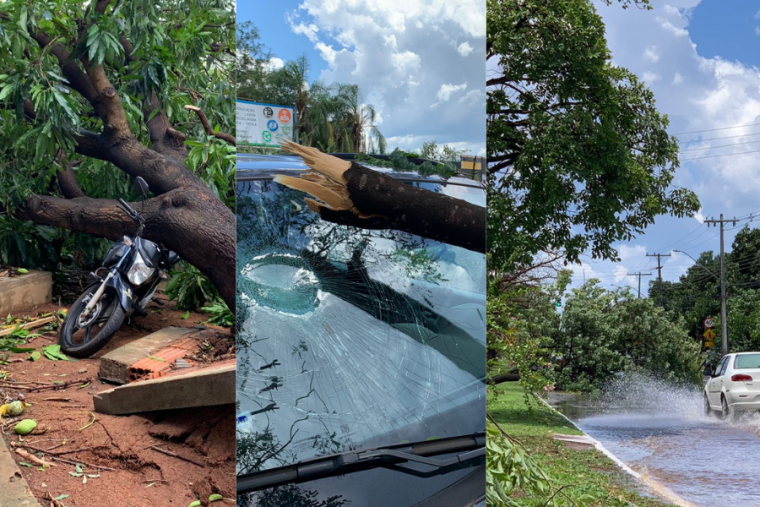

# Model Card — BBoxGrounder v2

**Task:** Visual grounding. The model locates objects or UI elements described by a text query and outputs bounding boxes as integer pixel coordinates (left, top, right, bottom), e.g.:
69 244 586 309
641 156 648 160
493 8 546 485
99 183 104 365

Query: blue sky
237 1 486 156
568 0 760 295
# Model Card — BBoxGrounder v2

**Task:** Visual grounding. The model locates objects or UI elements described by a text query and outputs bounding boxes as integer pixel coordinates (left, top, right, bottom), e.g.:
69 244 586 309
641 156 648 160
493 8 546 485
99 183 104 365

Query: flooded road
549 377 760 507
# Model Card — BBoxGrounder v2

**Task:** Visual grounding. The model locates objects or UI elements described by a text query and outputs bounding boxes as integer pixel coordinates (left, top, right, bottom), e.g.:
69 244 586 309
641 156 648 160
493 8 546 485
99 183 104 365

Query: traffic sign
703 329 716 341
705 341 716 348
704 317 714 329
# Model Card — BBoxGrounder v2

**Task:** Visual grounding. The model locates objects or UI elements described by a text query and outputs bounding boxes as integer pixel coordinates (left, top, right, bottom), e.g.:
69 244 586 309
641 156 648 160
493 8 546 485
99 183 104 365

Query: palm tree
331 84 386 154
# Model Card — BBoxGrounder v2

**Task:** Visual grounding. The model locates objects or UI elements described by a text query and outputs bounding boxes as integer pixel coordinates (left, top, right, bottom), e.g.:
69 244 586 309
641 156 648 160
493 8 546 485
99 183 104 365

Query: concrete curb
537 395 701 507
0 434 43 506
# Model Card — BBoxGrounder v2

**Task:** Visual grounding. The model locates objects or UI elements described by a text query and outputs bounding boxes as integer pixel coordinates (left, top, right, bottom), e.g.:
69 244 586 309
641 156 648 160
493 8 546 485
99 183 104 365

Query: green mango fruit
7 401 24 416
14 419 36 435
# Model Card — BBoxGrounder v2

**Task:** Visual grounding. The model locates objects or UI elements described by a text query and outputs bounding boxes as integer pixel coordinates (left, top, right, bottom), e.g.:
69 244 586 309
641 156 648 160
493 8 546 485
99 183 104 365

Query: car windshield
235 172 486 478
735 354 760 369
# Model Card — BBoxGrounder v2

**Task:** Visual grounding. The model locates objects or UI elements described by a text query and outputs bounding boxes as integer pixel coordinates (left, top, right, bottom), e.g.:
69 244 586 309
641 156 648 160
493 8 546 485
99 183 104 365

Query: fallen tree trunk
2 2 236 309
487 372 520 384
276 141 486 253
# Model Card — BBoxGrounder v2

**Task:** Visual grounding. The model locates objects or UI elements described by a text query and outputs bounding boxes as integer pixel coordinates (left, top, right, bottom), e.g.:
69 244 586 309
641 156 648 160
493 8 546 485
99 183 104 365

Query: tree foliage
657 226 760 362
0 0 236 307
556 281 703 391
486 0 699 273
487 269 569 401
236 24 384 154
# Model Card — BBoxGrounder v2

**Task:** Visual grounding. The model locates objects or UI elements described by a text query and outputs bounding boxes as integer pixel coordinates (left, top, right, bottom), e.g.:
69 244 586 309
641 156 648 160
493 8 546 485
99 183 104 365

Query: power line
677 131 760 144
627 271 652 298
680 148 760 162
673 122 760 136
679 139 760 153
704 214 738 357
647 252 671 306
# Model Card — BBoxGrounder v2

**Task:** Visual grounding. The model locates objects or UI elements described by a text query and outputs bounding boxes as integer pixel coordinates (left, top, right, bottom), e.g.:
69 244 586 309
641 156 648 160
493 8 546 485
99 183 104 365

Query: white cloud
644 46 660 62
436 82 467 102
642 71 661 83
656 17 689 38
618 244 647 262
458 89 483 106
755 26 760 37
614 265 629 284
560 0 760 293
291 22 320 43
287 0 485 154
264 57 285 72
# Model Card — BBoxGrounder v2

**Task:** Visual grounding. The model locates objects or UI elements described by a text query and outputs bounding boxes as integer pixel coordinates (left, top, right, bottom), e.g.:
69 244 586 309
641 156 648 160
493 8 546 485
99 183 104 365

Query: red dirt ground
0 294 235 507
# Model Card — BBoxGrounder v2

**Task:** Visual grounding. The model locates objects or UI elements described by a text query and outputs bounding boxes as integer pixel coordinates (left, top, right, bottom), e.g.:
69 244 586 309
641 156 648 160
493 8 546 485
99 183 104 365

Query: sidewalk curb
537 395 700 507
0 433 43 507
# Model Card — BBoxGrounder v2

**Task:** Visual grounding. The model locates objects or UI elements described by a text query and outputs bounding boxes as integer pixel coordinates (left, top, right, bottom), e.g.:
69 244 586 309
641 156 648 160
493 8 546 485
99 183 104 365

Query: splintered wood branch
280 140 350 185
184 105 236 146
277 141 486 253
13 446 57 467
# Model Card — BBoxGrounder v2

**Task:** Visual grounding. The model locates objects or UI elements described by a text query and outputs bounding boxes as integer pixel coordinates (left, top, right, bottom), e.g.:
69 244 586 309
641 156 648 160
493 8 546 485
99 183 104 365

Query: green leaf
29 351 41 361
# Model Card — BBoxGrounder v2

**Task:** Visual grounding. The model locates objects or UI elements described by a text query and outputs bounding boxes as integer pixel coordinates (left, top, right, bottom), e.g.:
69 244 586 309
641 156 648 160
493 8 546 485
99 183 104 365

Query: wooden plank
0 316 57 337
93 362 235 415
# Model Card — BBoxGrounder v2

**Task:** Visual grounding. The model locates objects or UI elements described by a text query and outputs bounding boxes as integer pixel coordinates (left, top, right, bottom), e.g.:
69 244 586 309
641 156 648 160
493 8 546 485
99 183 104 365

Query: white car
704 352 760 418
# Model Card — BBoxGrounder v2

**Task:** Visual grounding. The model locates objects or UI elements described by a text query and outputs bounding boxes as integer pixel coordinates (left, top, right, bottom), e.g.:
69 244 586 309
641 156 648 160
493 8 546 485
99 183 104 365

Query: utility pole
646 252 671 306
627 272 652 299
705 214 738 357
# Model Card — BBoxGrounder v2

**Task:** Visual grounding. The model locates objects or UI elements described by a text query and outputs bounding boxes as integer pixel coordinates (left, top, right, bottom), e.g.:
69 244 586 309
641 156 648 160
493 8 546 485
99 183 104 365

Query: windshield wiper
237 432 485 494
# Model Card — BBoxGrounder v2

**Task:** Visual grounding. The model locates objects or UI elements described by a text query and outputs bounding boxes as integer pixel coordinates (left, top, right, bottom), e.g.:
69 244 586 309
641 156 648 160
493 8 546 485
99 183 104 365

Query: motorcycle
59 177 180 358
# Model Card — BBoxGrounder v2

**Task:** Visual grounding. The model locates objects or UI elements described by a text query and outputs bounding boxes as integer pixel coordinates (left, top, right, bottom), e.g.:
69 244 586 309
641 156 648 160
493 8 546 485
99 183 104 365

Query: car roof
236 153 483 188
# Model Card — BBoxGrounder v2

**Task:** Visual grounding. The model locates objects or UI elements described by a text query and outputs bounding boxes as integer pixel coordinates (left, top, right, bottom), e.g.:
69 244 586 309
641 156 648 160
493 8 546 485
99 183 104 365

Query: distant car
704 352 760 418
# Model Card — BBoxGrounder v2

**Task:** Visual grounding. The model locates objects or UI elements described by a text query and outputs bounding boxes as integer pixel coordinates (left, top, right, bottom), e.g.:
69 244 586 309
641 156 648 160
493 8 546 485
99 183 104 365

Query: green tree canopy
486 0 699 273
236 24 384 154
557 280 703 391
0 0 236 307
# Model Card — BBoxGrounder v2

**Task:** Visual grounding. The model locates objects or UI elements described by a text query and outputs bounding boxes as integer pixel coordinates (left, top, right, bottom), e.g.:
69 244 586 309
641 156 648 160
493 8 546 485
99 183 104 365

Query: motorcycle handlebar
117 199 145 224
118 198 133 214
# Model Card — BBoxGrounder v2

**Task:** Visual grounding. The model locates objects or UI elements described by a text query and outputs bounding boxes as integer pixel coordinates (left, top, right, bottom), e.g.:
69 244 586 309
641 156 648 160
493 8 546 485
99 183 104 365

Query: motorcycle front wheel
59 283 126 358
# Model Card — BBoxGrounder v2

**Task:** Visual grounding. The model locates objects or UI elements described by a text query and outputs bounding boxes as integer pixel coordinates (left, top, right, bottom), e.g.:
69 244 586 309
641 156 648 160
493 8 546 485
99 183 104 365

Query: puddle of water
550 374 760 507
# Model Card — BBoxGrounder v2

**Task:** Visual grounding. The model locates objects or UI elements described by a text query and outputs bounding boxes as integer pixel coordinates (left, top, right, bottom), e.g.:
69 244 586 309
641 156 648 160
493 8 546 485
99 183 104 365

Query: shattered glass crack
236 173 486 479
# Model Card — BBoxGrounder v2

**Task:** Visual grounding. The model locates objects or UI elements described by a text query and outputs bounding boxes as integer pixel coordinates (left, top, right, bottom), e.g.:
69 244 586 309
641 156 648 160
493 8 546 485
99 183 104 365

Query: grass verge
488 382 674 506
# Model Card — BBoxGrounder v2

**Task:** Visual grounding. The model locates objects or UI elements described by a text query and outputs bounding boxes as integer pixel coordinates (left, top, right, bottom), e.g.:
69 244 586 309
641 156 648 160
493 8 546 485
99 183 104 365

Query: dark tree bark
275 141 486 253
320 162 485 253
6 3 236 309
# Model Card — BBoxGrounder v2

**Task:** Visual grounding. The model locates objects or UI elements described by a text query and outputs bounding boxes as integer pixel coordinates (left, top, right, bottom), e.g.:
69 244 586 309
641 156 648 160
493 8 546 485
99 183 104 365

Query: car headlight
127 252 155 286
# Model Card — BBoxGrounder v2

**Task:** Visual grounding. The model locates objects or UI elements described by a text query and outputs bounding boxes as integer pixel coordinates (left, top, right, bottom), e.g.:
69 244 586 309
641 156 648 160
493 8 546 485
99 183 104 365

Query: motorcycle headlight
127 252 155 286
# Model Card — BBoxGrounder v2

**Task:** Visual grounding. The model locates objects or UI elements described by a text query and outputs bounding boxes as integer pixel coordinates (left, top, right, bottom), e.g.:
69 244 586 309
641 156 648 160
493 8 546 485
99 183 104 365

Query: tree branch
184 105 236 146
17 190 235 307
144 92 188 162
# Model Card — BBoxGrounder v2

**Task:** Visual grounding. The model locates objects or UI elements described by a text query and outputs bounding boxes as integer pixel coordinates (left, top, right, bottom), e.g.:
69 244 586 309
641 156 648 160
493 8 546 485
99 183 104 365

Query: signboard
236 100 295 148
703 329 716 341
704 317 714 329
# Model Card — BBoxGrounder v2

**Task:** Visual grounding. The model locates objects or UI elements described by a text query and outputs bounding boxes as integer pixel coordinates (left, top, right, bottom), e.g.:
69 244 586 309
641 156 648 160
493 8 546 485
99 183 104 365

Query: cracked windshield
236 173 486 472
